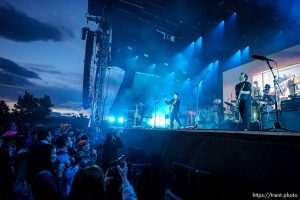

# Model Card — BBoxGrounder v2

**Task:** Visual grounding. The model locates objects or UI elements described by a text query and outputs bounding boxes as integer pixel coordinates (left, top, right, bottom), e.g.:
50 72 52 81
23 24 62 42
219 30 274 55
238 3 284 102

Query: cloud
32 86 82 108
0 58 82 110
0 3 74 42
0 57 40 79
55 101 83 110
21 62 82 90
22 63 64 75
0 57 83 91
0 71 31 87
0 56 81 107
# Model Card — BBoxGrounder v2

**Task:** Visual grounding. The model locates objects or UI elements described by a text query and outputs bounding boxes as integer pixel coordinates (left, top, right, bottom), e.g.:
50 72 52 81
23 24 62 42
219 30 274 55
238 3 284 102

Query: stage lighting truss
156 29 176 42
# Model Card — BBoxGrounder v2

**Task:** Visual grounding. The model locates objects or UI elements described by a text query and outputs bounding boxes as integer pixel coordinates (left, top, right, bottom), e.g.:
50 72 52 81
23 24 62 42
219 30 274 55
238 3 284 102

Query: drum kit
224 84 276 125
224 101 240 122
196 99 222 128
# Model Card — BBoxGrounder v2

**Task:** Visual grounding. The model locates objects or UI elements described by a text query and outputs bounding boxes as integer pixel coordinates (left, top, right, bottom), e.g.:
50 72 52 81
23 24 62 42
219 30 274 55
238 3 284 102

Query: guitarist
235 73 252 131
165 92 182 129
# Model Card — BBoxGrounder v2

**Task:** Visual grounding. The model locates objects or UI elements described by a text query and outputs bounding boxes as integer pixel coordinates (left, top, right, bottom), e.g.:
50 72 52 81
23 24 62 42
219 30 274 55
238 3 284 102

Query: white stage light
109 116 115 123
118 117 124 123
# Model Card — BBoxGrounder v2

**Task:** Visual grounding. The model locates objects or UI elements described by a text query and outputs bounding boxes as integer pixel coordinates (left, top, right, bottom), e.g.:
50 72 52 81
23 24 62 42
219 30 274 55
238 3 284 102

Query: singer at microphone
252 55 274 62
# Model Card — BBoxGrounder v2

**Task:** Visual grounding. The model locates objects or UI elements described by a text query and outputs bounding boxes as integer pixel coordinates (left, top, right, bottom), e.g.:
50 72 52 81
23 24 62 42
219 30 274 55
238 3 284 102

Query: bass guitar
235 82 246 109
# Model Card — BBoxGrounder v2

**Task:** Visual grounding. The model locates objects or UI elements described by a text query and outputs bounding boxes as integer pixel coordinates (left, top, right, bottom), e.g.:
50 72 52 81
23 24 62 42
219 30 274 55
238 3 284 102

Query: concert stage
119 128 300 199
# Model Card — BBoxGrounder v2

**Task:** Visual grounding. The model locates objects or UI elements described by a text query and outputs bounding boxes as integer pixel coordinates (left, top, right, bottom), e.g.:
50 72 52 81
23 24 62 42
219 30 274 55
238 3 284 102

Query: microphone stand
264 60 295 132
154 100 159 128
195 82 200 128
195 70 210 129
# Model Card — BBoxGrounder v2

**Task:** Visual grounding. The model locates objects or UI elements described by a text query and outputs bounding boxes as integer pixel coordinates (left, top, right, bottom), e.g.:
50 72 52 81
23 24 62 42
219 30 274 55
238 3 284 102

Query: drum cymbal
259 100 268 105
259 100 274 105
213 99 221 104
224 102 234 107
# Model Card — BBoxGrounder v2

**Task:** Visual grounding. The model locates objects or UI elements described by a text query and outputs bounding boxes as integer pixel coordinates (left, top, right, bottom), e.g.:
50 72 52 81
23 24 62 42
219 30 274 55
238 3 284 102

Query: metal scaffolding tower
91 26 112 128
82 14 112 129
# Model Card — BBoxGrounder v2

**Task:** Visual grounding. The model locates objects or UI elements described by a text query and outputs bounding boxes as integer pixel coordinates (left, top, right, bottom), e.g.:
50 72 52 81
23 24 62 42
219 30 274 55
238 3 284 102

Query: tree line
0 91 54 134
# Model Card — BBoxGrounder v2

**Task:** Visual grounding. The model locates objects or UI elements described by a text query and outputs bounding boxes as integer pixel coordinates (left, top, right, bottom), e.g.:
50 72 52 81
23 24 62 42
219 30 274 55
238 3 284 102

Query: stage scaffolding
82 1 113 130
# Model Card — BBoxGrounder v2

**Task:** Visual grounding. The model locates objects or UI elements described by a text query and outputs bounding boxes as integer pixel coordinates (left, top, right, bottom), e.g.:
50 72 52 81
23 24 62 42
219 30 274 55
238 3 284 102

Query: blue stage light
224 49 242 70
195 37 202 46
194 37 203 54
108 116 115 123
242 46 250 61
118 117 124 123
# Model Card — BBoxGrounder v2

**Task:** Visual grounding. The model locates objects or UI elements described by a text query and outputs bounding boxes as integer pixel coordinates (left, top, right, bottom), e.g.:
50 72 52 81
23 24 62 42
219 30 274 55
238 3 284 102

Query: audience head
80 134 89 141
74 150 90 167
105 133 114 142
69 165 105 200
30 144 56 174
105 132 119 142
56 134 72 149
78 140 90 152
36 128 52 144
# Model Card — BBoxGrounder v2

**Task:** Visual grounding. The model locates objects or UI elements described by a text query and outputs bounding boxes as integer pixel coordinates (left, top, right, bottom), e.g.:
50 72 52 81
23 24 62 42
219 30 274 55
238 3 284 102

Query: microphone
252 55 274 62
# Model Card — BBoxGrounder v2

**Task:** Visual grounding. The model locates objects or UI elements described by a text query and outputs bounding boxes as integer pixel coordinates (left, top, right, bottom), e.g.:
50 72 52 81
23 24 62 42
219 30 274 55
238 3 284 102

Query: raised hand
117 161 128 182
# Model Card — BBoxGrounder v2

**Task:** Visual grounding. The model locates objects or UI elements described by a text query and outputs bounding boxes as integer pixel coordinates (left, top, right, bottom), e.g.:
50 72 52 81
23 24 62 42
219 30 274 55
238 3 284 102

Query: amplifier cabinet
261 110 300 132
281 99 300 110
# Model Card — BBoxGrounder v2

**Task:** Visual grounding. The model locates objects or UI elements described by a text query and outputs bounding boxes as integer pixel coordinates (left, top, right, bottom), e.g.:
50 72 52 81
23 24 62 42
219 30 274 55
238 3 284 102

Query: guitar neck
237 83 246 100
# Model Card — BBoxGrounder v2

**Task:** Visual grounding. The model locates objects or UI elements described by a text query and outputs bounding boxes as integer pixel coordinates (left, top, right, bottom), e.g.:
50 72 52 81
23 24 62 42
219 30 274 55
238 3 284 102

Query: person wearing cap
77 140 90 155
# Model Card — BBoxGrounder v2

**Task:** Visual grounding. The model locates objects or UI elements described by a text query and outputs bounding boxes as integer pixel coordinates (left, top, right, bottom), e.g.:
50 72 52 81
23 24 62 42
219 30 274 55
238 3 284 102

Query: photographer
100 132 123 172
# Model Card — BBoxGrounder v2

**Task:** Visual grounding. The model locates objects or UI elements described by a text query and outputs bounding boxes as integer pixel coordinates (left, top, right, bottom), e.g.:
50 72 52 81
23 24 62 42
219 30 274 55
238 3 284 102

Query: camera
106 155 127 180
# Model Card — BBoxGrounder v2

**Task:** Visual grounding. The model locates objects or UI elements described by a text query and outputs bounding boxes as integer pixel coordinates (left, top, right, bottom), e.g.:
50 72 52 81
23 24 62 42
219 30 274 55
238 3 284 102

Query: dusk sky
1 0 300 116
0 0 91 114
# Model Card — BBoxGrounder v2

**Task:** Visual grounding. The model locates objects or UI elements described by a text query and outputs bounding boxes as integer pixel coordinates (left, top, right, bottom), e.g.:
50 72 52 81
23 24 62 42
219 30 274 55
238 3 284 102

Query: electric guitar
169 99 178 114
235 82 246 109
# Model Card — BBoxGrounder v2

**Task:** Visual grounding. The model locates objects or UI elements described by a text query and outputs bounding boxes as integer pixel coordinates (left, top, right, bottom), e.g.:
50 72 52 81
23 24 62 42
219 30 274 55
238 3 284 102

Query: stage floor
123 127 300 135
